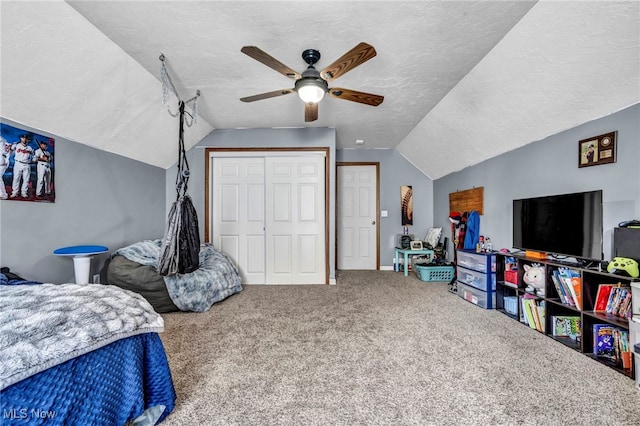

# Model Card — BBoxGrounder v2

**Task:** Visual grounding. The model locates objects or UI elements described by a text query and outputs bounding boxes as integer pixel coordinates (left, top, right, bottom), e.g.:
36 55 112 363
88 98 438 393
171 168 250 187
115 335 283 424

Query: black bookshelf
495 252 636 379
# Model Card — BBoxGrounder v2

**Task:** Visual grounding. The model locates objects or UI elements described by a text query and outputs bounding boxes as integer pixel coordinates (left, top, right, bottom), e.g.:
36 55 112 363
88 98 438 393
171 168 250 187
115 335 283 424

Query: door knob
371 220 376 225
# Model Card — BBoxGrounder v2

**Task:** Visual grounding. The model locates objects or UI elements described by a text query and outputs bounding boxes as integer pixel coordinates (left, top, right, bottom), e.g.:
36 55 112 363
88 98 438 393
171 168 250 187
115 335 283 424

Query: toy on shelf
607 257 639 278
523 263 545 296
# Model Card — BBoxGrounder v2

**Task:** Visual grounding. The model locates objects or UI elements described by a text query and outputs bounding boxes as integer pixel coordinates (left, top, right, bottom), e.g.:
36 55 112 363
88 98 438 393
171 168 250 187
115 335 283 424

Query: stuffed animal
523 264 545 296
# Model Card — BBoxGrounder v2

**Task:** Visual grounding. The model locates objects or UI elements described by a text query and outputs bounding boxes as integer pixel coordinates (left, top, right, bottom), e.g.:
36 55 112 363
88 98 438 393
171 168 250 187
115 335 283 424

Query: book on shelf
614 328 633 370
521 295 545 332
557 267 582 310
569 276 582 311
551 315 580 340
594 284 616 312
536 303 546 333
604 285 632 319
550 273 567 304
530 300 541 331
618 291 632 317
593 324 631 367
521 296 535 328
552 269 575 307
593 324 616 360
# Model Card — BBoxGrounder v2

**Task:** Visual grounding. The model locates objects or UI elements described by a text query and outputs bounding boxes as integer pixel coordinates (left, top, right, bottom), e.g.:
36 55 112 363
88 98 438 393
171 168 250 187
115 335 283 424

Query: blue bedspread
0 333 175 425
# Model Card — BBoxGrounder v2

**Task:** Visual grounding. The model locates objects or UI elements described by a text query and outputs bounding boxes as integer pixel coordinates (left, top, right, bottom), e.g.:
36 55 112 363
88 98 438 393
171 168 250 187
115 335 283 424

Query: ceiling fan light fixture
240 43 383 121
296 79 327 104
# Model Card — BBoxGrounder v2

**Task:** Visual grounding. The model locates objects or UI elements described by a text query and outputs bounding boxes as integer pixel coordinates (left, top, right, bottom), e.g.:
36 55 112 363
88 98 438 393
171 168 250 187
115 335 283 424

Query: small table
53 245 109 284
395 247 434 277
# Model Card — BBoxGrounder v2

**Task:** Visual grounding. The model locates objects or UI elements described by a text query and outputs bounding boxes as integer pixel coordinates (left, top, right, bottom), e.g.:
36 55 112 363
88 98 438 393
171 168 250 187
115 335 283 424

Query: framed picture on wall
1 123 55 203
401 185 413 226
578 131 616 168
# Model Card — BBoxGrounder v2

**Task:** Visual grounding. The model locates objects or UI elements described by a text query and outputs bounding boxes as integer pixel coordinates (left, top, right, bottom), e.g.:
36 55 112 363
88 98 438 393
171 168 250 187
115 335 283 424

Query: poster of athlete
0 123 55 203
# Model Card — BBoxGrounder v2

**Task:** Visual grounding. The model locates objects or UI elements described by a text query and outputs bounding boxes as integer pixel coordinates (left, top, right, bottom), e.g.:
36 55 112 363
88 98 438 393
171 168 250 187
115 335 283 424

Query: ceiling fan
240 42 384 122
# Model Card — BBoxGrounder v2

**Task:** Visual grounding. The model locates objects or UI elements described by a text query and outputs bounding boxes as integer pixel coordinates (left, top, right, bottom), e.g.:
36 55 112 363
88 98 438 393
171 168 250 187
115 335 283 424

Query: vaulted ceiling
1 1 638 179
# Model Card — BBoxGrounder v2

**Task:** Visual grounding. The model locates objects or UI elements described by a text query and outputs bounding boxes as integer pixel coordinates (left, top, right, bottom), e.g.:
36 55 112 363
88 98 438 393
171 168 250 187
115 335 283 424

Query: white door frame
336 162 380 270
206 147 330 284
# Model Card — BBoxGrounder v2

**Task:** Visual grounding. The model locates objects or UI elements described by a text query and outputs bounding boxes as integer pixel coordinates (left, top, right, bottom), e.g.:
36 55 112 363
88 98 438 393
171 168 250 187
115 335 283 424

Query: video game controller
607 257 639 278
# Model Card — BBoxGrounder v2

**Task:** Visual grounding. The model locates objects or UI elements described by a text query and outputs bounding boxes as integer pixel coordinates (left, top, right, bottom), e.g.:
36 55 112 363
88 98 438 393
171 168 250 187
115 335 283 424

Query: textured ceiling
1 1 638 178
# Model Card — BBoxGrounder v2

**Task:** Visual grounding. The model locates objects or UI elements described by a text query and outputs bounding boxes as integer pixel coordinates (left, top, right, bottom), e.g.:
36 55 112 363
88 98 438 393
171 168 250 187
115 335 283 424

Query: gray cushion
107 255 179 313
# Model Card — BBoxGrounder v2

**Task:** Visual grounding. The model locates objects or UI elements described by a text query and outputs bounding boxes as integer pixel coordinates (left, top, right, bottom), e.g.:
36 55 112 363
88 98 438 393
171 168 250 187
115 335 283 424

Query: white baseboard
380 266 394 271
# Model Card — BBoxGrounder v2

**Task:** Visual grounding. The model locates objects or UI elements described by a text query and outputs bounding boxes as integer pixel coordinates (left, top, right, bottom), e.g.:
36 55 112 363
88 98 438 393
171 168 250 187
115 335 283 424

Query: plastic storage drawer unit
457 265 496 292
457 281 496 309
456 250 496 273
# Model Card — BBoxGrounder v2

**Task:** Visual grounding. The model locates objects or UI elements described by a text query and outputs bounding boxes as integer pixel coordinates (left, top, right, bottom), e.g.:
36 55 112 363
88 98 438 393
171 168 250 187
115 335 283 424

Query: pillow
424 227 442 248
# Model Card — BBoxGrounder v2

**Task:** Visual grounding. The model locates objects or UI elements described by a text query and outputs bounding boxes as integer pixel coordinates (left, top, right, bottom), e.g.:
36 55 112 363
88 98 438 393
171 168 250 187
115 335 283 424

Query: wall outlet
93 274 101 284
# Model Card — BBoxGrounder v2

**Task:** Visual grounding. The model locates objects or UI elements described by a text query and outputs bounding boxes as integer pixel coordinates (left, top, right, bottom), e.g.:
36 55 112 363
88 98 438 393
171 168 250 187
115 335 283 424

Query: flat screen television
512 190 603 260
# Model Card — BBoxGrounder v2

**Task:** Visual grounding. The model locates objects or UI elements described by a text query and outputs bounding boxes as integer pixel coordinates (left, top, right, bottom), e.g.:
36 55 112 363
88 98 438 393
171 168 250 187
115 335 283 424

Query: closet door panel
220 184 239 222
266 156 325 284
272 235 293 274
272 183 292 222
299 235 320 274
212 157 266 284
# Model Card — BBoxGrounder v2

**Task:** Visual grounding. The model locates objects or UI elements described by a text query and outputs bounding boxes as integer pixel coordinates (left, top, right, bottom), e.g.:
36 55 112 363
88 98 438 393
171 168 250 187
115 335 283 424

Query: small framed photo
410 240 423 250
579 131 616 168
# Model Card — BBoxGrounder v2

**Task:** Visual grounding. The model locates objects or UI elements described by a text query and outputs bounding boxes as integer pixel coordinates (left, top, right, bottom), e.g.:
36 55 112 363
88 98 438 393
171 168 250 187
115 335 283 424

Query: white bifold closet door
212 156 326 284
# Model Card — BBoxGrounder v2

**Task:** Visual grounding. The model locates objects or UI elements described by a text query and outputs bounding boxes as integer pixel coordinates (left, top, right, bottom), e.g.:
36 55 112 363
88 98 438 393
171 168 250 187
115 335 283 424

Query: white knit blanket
0 283 164 390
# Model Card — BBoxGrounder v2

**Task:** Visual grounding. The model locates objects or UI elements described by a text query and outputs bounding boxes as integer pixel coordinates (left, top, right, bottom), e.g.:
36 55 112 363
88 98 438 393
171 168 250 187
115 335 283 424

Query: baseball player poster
1 123 55 203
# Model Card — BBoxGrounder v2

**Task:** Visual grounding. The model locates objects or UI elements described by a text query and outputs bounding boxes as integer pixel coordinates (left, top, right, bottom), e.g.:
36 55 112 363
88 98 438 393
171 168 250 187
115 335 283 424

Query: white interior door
212 157 266 284
265 156 326 284
337 164 378 270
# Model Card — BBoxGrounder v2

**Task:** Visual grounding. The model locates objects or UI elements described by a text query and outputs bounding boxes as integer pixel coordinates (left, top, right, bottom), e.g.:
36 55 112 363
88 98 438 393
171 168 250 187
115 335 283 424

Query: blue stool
53 245 108 284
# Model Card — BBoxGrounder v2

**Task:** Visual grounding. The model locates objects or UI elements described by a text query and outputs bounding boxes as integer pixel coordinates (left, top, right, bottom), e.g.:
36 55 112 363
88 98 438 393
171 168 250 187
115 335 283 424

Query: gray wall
5 103 635 283
433 103 640 261
336 148 435 267
168 127 337 280
0 119 167 283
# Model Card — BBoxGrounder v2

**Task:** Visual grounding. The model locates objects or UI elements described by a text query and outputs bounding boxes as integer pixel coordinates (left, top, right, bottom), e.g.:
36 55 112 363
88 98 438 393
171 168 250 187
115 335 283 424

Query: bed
108 239 242 313
0 281 176 426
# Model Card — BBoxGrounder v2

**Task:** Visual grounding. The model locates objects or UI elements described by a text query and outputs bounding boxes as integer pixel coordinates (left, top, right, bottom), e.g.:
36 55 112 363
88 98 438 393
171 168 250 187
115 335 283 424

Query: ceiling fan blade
329 88 384 106
240 89 294 103
241 46 301 80
320 42 377 81
305 103 318 122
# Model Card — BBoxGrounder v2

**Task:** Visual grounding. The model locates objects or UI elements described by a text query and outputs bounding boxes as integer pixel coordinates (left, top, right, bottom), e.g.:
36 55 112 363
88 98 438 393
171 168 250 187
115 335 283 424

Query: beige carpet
159 270 640 425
